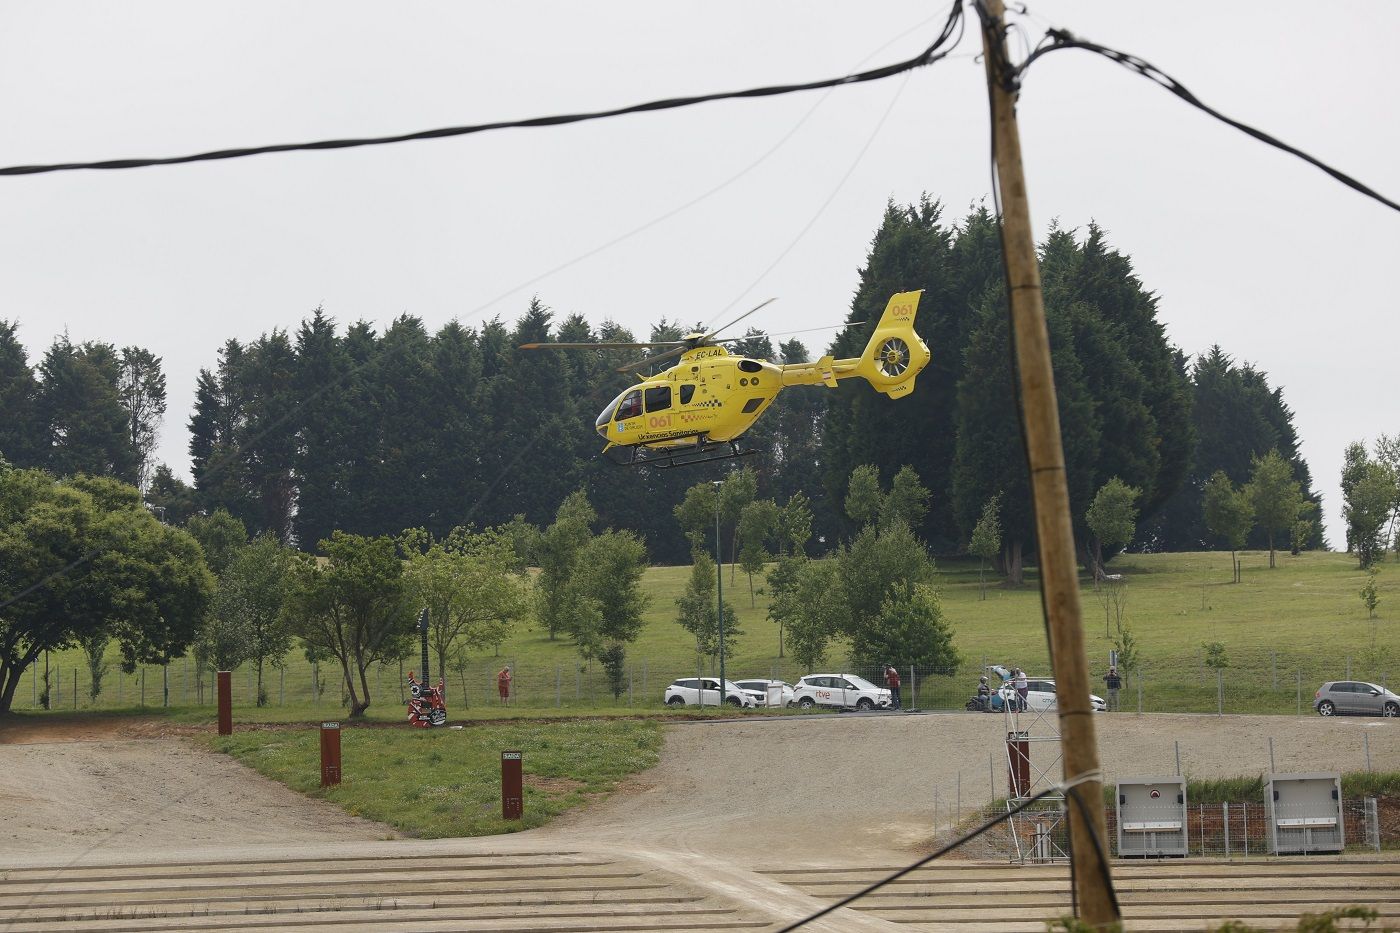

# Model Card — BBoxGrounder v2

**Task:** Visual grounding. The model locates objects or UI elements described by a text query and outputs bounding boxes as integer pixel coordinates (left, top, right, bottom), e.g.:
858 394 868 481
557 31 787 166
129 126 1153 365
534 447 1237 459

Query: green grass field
10 548 1397 720
201 719 661 837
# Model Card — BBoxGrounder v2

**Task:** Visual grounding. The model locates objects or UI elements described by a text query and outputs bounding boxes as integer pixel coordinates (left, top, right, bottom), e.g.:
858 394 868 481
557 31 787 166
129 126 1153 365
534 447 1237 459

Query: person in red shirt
884 664 902 710
497 666 512 705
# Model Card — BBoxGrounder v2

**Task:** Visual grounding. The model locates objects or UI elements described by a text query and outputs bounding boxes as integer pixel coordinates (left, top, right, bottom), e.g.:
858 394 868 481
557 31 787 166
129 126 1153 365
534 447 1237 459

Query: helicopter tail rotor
853 290 930 398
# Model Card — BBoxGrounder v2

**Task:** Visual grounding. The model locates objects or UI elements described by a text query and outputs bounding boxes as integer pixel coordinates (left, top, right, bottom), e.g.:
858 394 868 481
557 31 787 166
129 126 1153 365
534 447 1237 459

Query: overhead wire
462 3 961 321
1013 25 1400 215
0 4 965 178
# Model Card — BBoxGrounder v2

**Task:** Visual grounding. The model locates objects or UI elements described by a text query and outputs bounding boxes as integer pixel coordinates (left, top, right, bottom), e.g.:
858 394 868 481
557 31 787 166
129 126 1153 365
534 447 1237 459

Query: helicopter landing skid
614 437 757 470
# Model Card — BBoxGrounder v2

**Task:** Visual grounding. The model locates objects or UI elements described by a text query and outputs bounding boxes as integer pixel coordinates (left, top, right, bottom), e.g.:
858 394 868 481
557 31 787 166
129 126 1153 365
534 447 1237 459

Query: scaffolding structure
1000 685 1069 863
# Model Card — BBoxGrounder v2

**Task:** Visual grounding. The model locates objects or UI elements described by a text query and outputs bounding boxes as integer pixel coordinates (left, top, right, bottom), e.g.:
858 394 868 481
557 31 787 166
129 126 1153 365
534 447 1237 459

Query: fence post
576 667 582 701
140 667 145 707
989 752 995 799
1243 803 1249 857
1364 732 1372 772
555 666 561 708
1223 802 1230 857
643 659 648 695
1296 670 1302 717
1269 737 1276 773
74 667 78 709
280 666 285 706
1368 797 1381 853
1199 804 1205 856
628 666 633 706
1217 669 1223 716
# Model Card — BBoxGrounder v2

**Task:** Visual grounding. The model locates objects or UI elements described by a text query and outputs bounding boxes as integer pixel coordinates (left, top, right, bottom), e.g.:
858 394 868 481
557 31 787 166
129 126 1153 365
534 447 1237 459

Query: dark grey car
1314 681 1399 717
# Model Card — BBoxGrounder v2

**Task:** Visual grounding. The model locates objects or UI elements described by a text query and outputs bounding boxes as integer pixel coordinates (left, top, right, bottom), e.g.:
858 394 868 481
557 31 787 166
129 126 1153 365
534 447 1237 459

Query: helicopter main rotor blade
519 340 686 350
715 321 865 344
704 297 778 341
614 344 689 374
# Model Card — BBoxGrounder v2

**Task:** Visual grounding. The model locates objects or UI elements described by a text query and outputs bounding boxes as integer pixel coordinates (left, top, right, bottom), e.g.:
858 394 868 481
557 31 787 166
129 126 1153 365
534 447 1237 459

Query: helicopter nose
596 420 608 438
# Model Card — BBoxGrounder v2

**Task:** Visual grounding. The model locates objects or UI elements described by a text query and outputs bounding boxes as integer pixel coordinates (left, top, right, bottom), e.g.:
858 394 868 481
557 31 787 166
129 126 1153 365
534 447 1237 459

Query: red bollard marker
320 722 341 787
217 671 232 735
502 750 523 820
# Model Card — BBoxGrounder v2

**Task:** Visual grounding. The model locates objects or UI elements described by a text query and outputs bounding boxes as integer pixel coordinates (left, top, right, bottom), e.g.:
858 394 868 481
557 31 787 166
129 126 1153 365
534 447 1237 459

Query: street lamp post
713 479 725 709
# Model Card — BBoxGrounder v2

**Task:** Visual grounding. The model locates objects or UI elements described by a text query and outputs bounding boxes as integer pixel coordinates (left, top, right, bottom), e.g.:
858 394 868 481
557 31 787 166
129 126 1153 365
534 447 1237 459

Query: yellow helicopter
521 290 929 468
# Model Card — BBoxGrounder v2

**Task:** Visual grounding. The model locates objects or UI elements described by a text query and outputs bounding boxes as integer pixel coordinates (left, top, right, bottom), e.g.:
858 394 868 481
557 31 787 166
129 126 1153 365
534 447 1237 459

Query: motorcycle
964 693 993 712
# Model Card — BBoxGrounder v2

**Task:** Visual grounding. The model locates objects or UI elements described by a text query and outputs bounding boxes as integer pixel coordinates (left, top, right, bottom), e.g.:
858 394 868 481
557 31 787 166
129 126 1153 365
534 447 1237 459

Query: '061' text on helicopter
520 290 930 468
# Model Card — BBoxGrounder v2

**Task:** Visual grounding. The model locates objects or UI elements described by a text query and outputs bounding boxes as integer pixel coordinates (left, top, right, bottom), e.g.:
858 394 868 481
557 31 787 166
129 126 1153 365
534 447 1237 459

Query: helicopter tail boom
779 290 929 396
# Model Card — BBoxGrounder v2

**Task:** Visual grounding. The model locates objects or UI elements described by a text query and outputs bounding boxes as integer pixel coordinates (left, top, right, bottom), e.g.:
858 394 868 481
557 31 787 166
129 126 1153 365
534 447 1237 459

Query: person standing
1103 666 1122 712
884 664 902 710
497 666 512 705
1014 668 1029 712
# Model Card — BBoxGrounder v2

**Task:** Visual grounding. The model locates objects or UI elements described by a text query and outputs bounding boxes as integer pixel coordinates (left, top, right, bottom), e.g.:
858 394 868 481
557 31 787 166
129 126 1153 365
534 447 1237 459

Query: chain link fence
7 646 1395 716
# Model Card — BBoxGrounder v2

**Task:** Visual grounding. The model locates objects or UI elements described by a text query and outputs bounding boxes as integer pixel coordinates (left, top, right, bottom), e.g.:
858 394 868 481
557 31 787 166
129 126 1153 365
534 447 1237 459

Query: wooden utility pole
976 1 1119 926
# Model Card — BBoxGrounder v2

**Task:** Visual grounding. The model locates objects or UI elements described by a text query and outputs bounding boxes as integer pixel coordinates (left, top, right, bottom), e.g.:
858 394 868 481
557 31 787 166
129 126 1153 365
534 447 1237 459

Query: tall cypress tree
0 321 41 468
36 337 137 482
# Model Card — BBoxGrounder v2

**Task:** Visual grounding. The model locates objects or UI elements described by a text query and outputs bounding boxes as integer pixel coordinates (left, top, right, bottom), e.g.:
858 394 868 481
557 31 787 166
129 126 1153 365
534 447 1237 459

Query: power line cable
0 4 964 178
1014 27 1400 215
461 4 959 321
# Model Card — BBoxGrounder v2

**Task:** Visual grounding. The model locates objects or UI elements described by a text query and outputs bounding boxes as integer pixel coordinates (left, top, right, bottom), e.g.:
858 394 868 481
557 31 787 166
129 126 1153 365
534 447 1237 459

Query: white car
734 679 795 708
791 674 892 711
663 677 756 708
998 676 1106 713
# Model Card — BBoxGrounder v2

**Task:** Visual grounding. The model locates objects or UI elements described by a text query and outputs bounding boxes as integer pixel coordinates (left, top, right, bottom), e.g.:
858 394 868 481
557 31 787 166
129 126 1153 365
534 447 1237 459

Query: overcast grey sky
3 1 1397 548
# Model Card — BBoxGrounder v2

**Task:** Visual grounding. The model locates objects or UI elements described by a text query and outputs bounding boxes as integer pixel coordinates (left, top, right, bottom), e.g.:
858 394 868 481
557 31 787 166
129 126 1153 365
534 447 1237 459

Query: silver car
734 678 795 708
1314 681 1399 717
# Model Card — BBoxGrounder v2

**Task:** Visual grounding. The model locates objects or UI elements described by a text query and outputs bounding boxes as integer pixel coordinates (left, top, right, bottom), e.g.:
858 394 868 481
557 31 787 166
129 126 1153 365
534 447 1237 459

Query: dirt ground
0 711 1394 863
0 718 394 856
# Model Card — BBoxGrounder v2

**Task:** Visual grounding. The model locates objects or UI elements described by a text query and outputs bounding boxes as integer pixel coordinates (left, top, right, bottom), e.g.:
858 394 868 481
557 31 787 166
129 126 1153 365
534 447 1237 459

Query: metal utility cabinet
1116 777 1188 857
1268 772 1343 854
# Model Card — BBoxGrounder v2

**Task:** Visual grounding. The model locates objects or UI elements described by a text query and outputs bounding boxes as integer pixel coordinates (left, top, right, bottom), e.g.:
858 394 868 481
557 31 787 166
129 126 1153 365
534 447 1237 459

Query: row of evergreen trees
0 198 1323 562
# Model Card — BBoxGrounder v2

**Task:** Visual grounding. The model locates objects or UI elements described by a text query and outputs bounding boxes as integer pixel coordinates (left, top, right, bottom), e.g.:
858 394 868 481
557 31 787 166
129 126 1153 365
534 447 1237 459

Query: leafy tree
116 346 167 492
599 643 628 700
534 490 595 640
765 553 805 657
1360 567 1380 619
1342 447 1395 569
283 531 415 718
719 468 758 581
674 549 740 661
0 467 214 713
881 465 931 531
145 464 198 526
1113 617 1141 683
849 582 959 672
1203 471 1252 583
968 493 1002 599
569 529 649 661
737 499 781 606
777 491 814 556
1084 477 1140 581
1245 449 1304 569
845 464 883 530
214 534 293 706
673 482 718 553
1203 641 1230 670
186 508 248 577
783 559 845 671
80 632 111 701
839 522 936 626
402 527 531 683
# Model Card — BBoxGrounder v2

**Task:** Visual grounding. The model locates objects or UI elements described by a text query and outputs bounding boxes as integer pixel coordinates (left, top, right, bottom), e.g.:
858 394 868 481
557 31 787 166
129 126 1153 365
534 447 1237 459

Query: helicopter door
644 386 671 411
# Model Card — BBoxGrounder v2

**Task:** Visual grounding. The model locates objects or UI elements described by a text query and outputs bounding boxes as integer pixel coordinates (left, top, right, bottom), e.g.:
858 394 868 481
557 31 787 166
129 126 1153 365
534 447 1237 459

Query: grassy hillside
10 548 1396 719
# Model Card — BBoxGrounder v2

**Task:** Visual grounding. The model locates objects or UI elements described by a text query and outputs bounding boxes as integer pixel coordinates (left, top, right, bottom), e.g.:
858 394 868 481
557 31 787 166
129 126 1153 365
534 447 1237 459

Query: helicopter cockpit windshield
597 389 641 430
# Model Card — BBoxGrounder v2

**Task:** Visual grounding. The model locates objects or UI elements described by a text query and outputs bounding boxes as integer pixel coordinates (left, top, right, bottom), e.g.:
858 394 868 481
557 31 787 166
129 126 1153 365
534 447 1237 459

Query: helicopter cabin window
644 386 671 412
738 359 763 373
742 397 764 414
615 390 643 421
679 384 695 404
